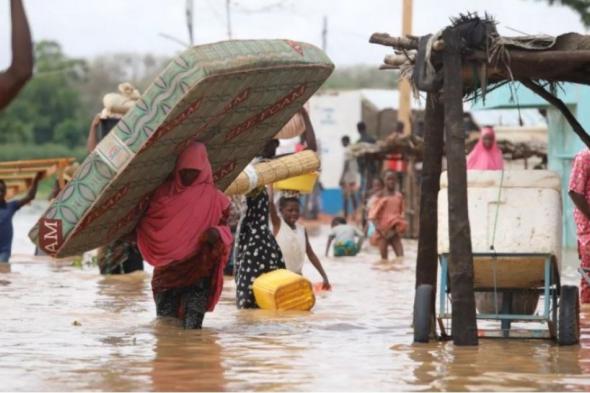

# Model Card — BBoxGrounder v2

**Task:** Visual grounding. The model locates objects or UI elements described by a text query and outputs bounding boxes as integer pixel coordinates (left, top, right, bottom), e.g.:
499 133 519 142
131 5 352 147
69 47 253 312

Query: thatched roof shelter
370 13 590 347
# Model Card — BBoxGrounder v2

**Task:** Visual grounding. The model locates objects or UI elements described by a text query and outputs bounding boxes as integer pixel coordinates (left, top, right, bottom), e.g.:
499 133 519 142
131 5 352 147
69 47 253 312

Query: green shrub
0 144 87 162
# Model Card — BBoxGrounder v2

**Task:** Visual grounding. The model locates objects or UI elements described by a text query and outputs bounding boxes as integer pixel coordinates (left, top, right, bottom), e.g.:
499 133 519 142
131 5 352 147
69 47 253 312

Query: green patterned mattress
30 39 334 257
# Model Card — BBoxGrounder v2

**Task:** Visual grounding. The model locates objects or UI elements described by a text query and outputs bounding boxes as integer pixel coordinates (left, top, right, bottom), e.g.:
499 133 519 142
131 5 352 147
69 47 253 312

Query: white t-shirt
330 224 363 243
274 218 307 274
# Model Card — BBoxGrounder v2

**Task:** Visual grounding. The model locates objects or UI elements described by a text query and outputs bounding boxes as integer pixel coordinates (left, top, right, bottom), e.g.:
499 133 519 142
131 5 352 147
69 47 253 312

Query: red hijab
137 142 231 267
467 126 504 170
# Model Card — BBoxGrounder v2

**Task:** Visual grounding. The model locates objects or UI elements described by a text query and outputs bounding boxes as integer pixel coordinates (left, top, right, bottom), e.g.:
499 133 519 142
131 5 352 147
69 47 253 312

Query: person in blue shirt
0 172 43 262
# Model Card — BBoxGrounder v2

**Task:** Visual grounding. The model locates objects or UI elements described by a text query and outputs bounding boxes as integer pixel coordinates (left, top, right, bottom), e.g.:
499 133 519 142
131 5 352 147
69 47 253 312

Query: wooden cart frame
435 252 579 344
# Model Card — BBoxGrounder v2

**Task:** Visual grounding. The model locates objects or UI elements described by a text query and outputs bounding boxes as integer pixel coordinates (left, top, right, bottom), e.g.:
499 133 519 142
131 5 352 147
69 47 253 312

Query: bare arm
86 114 100 153
325 234 334 257
305 230 330 288
18 171 43 207
0 0 33 110
268 186 281 236
570 190 590 220
340 158 349 186
355 228 365 250
300 107 317 152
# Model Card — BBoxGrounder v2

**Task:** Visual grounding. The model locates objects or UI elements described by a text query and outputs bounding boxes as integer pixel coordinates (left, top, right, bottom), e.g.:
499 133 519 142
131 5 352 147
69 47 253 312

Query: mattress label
96 133 134 172
38 218 64 255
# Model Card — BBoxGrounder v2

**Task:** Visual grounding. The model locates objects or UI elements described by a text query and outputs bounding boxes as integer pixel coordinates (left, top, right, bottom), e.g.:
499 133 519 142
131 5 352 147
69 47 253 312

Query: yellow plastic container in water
253 269 316 311
273 172 318 194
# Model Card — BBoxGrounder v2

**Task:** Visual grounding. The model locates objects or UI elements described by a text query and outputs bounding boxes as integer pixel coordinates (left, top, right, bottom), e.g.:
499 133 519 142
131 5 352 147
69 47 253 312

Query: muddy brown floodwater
2 203 590 391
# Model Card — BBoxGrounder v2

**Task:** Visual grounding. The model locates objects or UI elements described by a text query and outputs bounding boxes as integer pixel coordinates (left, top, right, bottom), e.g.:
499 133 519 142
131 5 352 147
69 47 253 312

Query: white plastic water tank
437 170 562 262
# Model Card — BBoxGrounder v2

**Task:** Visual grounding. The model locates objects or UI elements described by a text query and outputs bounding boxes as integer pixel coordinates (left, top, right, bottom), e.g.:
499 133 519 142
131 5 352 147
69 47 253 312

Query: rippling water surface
2 203 590 391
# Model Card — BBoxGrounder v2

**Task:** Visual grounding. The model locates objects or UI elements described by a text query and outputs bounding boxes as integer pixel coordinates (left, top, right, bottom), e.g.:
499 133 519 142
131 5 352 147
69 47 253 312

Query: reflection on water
1 204 590 391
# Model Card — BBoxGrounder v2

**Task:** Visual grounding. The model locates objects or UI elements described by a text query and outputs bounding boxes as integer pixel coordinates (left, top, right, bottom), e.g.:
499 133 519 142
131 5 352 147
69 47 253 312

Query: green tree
54 118 85 148
540 0 590 27
323 65 399 90
0 40 87 145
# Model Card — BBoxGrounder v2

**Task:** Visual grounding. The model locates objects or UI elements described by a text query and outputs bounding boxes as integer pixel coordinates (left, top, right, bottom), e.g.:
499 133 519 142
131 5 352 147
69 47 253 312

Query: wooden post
398 0 413 135
522 79 590 149
415 93 444 335
442 27 478 346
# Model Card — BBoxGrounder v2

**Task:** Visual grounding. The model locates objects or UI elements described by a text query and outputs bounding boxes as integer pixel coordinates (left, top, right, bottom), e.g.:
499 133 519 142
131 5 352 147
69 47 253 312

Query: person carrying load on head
0 171 43 262
233 138 288 309
269 187 331 290
86 83 144 275
569 149 590 304
340 135 359 221
137 142 232 329
86 82 141 153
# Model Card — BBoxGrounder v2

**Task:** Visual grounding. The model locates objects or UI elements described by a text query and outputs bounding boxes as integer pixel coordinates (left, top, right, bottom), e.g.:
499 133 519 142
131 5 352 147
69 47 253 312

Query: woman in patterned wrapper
234 187 287 309
234 139 286 309
136 142 232 328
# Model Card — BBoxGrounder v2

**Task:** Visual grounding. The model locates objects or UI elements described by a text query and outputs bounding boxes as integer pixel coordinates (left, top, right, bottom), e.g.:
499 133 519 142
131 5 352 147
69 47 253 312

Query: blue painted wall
321 188 343 215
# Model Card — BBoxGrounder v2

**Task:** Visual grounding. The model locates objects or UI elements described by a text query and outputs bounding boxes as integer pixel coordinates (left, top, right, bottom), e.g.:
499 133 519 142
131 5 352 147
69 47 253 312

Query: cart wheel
558 285 580 346
414 284 433 343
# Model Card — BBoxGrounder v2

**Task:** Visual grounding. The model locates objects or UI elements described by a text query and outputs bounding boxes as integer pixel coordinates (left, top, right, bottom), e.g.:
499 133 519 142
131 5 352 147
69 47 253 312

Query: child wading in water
325 217 364 257
369 171 407 260
269 188 331 289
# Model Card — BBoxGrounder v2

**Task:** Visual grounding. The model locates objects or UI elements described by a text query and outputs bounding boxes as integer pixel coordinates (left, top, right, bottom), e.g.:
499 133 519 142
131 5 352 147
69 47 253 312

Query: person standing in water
569 149 590 304
0 172 43 262
137 143 232 328
340 135 359 221
269 188 330 289
368 171 407 260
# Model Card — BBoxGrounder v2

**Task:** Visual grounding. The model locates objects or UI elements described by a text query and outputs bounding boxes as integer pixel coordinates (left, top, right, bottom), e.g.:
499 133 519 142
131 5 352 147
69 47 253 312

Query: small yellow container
273 172 318 194
253 269 316 311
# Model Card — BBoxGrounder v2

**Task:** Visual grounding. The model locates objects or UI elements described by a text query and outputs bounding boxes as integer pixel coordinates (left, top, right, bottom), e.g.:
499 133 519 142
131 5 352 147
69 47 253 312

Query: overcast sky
0 0 586 69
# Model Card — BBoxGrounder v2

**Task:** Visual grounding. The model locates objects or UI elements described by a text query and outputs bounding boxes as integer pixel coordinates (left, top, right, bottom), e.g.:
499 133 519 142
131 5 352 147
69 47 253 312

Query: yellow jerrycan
253 269 316 311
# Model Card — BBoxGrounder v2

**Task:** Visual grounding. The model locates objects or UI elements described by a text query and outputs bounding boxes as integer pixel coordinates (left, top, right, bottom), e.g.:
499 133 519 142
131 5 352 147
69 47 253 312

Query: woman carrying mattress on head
137 142 232 329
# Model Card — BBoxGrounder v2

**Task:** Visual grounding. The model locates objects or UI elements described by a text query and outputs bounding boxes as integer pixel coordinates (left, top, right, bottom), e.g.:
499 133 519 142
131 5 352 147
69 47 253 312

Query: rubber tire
558 285 580 346
414 284 434 343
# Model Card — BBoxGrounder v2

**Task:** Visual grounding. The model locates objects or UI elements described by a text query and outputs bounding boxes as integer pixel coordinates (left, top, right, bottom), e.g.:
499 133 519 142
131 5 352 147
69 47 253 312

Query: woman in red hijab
137 142 232 329
467 126 504 170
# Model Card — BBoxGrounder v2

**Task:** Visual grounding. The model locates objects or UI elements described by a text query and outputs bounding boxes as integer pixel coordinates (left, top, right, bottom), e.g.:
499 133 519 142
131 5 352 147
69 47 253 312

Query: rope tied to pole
490 169 505 315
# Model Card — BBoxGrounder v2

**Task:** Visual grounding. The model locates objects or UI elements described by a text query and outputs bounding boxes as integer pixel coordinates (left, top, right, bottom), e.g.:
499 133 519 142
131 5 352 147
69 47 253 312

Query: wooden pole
369 33 418 50
398 0 413 136
415 93 444 337
442 27 478 346
521 79 590 149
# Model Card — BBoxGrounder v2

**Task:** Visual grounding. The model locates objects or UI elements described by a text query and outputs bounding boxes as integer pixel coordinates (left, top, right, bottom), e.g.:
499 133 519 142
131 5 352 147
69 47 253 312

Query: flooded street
2 203 590 391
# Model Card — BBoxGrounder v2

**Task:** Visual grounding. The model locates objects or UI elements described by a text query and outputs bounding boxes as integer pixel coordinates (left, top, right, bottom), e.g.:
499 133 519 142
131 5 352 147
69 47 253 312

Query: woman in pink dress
467 126 504 170
569 149 590 304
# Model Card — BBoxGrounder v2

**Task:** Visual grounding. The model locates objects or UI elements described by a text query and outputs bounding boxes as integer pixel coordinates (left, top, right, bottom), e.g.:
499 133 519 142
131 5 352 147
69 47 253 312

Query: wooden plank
0 171 48 181
0 157 74 166
473 256 547 289
0 157 74 168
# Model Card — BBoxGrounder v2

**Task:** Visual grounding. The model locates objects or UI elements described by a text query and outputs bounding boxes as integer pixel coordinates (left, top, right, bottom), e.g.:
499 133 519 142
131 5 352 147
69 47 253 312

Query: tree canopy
542 0 590 27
